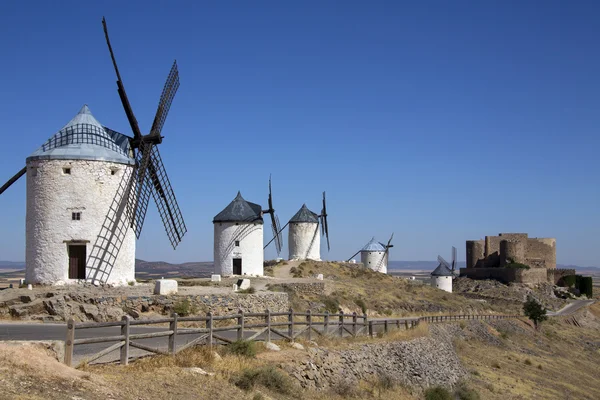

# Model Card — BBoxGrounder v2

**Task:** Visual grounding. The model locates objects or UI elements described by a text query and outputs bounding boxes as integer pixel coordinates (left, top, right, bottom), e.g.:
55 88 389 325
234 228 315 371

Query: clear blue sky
0 1 598 266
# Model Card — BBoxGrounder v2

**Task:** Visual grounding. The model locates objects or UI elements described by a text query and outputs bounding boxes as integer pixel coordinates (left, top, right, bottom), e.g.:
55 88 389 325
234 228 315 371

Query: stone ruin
460 233 573 284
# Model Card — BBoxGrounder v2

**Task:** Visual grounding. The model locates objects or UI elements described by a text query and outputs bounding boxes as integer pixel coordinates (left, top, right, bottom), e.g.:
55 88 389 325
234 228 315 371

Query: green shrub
424 386 453 400
226 340 256 358
173 299 197 317
505 262 530 269
322 297 340 314
355 298 367 314
233 366 293 394
524 359 532 366
199 281 211 287
579 277 593 298
331 379 361 397
561 275 577 288
238 287 256 294
455 383 481 400
537 364 543 370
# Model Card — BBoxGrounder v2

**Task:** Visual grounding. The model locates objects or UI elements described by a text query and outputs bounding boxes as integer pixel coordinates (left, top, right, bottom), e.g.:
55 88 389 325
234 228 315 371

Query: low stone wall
5 292 289 322
285 335 465 390
270 282 326 296
459 267 549 284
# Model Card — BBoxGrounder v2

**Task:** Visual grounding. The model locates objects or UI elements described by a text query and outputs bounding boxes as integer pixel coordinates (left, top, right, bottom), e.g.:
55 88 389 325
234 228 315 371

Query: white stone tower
25 105 136 285
360 237 388 273
430 263 453 293
288 204 321 261
213 192 264 276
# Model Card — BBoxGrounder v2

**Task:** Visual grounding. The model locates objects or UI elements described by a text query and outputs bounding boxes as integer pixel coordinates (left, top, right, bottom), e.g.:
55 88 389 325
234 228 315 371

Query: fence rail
64 309 520 367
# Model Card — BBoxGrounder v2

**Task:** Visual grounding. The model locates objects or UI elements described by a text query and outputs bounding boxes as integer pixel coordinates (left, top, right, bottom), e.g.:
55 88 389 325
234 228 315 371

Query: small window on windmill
30 167 38 177
72 212 81 221
63 167 71 175
235 240 240 247
110 168 119 176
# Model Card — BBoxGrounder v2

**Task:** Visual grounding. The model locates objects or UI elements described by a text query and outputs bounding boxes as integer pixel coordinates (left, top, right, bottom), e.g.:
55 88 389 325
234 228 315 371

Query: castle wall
288 222 321 261
26 159 136 285
459 267 548 284
214 222 263 276
525 238 556 269
500 239 525 266
465 240 484 269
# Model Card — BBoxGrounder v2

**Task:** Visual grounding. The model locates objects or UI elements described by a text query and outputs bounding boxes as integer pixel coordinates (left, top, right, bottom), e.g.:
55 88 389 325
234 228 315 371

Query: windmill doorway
233 258 242 275
68 245 86 279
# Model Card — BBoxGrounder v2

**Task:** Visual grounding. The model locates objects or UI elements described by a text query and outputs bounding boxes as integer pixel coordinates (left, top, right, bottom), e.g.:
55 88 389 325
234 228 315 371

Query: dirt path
548 299 595 316
273 260 303 279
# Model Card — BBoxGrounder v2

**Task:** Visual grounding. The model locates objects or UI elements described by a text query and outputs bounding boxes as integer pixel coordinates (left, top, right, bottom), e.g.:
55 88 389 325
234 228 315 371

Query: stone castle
460 233 572 284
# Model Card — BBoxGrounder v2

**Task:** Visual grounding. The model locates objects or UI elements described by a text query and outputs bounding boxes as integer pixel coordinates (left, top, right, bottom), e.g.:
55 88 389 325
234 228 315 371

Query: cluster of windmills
0 18 456 290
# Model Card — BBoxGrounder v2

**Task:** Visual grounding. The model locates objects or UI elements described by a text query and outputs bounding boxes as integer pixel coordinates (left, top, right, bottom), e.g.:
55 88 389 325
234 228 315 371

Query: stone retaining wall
271 282 326 296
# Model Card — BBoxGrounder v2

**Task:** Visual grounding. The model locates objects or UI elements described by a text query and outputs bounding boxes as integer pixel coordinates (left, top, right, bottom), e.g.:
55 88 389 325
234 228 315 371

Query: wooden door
68 245 86 279
233 258 242 275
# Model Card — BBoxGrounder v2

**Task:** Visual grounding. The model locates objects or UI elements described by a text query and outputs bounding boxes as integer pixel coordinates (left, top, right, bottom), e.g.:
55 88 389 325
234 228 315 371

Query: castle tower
25 105 136 285
213 192 264 276
431 263 453 293
360 238 388 273
288 204 321 261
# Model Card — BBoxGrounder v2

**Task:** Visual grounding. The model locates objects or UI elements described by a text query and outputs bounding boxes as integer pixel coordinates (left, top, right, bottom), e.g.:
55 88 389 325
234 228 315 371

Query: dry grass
455 314 600 400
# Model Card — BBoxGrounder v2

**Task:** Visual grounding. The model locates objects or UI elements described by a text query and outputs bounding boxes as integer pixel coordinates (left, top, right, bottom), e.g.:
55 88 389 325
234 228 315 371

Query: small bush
492 362 501 369
225 340 256 358
523 296 547 329
355 298 367 314
424 386 453 400
173 299 197 317
524 359 532 366
376 373 395 391
537 364 543 370
471 370 480 376
233 366 293 394
252 394 264 400
331 379 361 397
383 309 393 316
499 330 509 340
455 383 481 400
322 297 340 314
199 281 211 287
127 280 135 286
238 287 256 294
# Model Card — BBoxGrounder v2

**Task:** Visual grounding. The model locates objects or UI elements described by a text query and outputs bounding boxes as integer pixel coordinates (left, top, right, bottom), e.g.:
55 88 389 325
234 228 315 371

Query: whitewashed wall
361 251 388 274
214 222 263 276
288 222 321 261
25 159 135 285
431 276 452 293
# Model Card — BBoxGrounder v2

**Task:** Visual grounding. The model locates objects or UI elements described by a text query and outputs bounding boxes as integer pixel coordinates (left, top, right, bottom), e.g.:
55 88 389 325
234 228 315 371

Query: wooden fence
64 309 519 367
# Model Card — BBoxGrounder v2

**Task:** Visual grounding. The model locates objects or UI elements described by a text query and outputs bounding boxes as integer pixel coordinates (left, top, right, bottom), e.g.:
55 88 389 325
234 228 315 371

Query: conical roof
361 237 386 252
289 204 319 223
431 263 453 276
27 105 133 165
213 192 264 224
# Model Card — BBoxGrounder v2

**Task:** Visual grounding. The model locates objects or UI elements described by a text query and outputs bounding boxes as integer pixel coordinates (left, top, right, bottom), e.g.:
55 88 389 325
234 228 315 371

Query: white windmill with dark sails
347 234 394 274
431 246 456 293
213 177 283 276
0 18 187 285
264 192 331 261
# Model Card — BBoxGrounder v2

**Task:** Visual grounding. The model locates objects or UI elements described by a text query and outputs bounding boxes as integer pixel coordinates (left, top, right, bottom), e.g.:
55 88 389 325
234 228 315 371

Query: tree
523 296 547 330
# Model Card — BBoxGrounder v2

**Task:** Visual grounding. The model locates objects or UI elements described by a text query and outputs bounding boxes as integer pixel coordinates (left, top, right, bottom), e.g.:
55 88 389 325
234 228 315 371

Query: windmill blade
451 246 457 271
321 192 330 251
102 17 142 143
347 249 361 262
437 255 451 269
269 212 283 255
264 221 289 250
0 166 26 195
128 142 154 238
386 232 394 249
150 61 180 138
267 175 274 211
146 145 187 248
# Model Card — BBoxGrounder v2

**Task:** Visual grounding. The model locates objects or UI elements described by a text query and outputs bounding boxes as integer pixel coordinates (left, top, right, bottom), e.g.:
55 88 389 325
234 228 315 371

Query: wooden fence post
169 313 178 355
405 320 409 330
384 319 389 334
238 309 245 341
324 311 329 336
339 310 344 337
368 321 374 338
306 310 312 342
64 318 75 366
266 309 272 343
288 308 294 341
352 312 358 337
120 315 130 365
206 312 213 349
363 313 368 336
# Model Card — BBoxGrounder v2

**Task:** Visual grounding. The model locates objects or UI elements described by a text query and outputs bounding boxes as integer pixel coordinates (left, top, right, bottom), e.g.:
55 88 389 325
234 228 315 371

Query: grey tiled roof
27 105 134 165
289 204 319 223
431 263 453 276
213 192 264 223
361 237 386 252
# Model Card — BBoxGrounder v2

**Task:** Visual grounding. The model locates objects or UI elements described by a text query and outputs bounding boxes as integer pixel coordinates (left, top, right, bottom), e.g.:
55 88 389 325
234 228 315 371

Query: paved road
547 300 595 316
